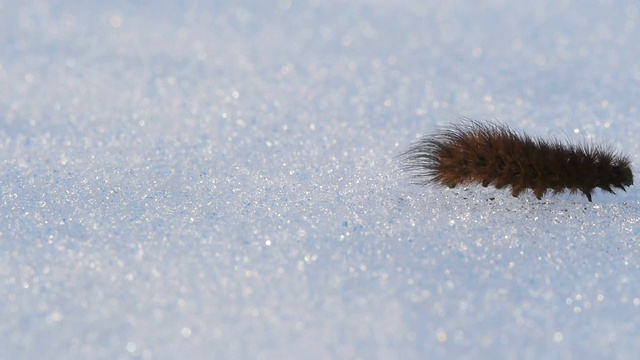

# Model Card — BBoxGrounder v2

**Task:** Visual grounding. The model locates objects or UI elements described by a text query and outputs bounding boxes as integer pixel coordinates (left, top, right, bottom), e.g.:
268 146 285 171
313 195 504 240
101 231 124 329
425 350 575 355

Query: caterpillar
399 120 633 202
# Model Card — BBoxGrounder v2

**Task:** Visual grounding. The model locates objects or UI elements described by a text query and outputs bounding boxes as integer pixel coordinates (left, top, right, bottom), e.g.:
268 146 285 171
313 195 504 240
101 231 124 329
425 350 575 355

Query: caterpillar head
613 159 633 189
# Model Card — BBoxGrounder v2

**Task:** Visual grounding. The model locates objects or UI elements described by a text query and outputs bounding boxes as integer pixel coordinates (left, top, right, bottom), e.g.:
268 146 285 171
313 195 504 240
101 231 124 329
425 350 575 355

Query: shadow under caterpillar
398 120 633 202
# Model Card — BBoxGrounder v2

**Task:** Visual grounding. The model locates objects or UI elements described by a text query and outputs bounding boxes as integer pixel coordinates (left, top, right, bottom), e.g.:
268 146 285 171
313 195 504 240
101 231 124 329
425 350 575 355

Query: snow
2 0 640 358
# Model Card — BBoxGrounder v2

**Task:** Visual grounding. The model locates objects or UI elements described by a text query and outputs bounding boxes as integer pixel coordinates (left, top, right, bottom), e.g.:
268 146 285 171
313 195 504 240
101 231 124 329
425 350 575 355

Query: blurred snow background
2 0 640 358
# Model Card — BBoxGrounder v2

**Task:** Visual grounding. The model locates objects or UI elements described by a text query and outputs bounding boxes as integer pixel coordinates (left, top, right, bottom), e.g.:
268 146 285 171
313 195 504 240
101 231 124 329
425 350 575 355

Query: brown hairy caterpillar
399 120 633 202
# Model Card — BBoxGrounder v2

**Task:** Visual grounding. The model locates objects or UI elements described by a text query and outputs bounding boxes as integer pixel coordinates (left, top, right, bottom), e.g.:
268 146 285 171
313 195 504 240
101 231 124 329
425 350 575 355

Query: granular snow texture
2 0 640 359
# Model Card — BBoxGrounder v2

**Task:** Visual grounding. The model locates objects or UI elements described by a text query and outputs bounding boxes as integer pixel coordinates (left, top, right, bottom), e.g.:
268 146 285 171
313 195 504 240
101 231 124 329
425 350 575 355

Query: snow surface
2 0 640 359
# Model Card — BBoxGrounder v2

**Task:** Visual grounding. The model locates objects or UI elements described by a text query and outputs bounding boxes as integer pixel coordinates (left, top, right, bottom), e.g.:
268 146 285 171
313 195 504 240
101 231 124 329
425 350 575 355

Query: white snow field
2 0 640 359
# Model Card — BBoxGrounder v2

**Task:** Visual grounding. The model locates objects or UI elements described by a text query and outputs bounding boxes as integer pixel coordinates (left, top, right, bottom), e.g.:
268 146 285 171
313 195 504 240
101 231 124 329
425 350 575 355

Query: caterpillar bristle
398 120 634 202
